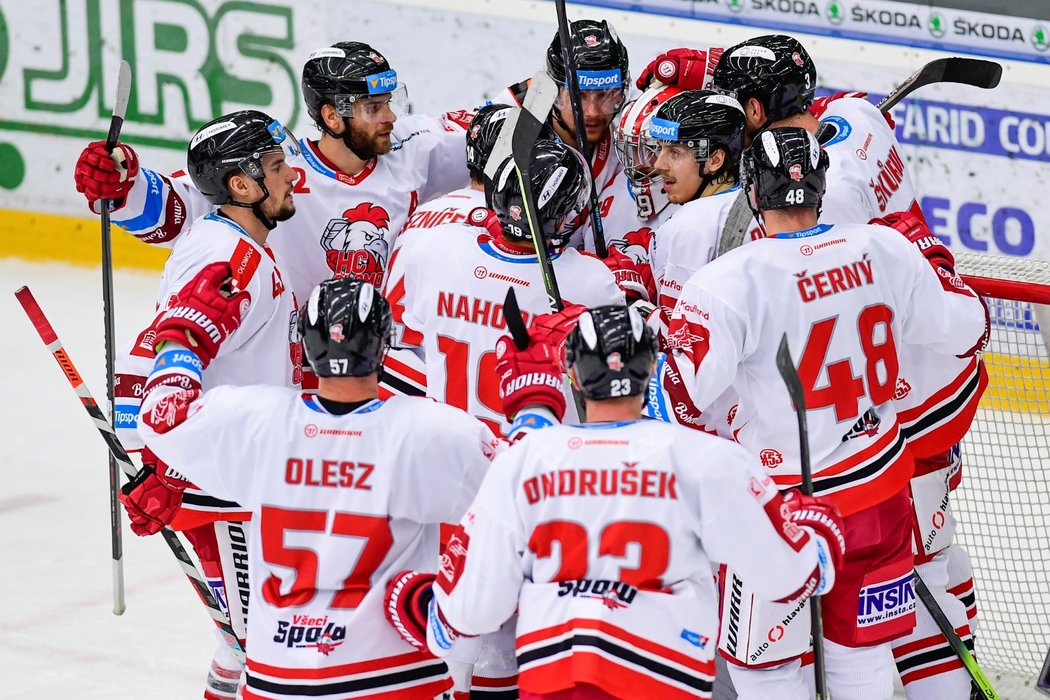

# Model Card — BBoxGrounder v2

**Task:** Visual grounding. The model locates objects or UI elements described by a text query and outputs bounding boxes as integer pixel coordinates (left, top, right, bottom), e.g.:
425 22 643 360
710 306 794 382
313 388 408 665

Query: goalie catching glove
153 262 251 367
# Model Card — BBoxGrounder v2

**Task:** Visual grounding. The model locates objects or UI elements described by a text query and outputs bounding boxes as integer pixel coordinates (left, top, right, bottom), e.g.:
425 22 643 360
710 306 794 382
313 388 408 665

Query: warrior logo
321 203 391 286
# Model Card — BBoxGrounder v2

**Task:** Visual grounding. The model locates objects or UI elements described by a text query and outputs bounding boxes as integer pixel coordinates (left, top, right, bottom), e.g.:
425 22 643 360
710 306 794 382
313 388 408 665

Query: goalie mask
713 35 816 130
613 84 681 219
299 279 392 378
485 139 590 249
740 127 829 219
566 305 657 401
187 110 300 228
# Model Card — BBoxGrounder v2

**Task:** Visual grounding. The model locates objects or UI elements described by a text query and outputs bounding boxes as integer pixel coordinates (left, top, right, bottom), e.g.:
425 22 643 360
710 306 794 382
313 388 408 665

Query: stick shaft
14 286 246 662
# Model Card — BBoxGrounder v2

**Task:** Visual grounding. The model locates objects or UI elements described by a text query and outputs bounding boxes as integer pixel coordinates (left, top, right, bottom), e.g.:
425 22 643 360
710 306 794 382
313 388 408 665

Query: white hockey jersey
114 212 299 453
397 186 484 239
660 223 987 516
139 378 501 700
112 112 471 302
384 223 625 434
817 97 921 224
433 420 824 699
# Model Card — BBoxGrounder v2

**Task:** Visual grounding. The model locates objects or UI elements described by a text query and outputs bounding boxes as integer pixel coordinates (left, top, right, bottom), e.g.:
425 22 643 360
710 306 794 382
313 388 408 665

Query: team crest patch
329 323 344 342
321 203 392 287
789 163 803 181
606 352 623 370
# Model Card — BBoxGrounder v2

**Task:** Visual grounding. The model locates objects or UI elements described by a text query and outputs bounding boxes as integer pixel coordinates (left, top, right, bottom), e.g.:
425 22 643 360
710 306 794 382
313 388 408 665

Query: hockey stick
718 58 1003 256
1040 646 1050 696
485 70 559 182
99 59 133 615
14 286 246 664
503 287 530 351
553 0 608 258
775 334 829 700
912 571 999 699
816 57 1001 144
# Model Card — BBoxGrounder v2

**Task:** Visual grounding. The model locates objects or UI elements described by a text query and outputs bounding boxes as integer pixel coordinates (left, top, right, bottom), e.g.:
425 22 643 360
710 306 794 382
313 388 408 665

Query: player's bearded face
653 143 702 204
345 96 397 158
555 88 621 146
261 153 296 222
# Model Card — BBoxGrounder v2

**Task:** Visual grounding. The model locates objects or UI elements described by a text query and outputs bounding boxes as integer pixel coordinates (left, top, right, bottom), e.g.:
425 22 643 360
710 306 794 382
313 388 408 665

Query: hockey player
134 273 502 700
382 304 847 700
114 110 302 700
710 34 921 224
652 127 988 699
74 41 471 306
383 139 625 435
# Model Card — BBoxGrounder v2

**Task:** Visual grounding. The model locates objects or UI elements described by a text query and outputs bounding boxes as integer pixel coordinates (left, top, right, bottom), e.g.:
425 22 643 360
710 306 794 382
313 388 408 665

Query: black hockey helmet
647 90 746 185
546 19 630 97
301 42 407 126
712 35 816 127
299 278 392 378
485 139 590 248
566 305 657 401
186 110 299 223
467 104 558 182
740 127 829 214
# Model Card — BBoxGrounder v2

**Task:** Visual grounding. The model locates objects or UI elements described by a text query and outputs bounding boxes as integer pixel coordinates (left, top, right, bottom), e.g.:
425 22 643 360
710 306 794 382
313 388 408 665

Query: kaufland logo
577 69 622 90
366 69 398 94
648 117 680 141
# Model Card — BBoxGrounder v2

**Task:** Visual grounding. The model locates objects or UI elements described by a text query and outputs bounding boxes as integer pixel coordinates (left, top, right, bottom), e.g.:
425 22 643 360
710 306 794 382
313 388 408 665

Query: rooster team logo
789 163 803 181
321 203 391 286
610 227 654 264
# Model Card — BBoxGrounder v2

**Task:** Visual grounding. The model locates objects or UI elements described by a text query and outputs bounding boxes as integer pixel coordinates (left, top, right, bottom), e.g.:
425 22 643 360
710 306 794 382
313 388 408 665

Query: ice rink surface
1 259 214 698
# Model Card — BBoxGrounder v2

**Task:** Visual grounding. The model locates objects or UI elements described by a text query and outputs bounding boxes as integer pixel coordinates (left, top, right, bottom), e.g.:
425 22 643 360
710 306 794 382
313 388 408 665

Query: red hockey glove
530 302 587 365
74 140 140 213
153 262 251 367
782 491 846 597
601 248 655 304
385 570 436 649
872 210 954 272
118 447 189 536
636 48 717 90
496 334 567 422
810 91 895 129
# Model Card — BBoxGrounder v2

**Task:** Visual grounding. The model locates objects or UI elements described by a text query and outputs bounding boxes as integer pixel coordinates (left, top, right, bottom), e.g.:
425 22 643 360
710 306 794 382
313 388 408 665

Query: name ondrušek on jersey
111 112 470 304
137 359 503 700
384 222 625 435
115 213 299 521
655 223 987 516
433 420 826 700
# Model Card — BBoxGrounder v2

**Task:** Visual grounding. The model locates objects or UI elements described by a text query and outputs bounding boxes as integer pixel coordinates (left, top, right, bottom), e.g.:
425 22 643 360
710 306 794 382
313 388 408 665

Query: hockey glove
782 491 846 597
872 210 955 272
529 302 587 367
385 570 436 649
74 140 140 214
153 262 251 368
118 447 190 536
635 48 718 90
600 248 655 304
495 334 567 423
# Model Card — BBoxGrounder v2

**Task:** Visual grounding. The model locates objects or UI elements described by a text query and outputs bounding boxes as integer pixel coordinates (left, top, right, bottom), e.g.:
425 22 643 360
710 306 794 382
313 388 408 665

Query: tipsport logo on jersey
321 203 393 286
274 615 347 656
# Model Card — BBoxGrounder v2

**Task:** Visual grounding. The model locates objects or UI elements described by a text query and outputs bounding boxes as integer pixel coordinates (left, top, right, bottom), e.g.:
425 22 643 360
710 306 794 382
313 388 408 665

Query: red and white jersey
113 212 300 457
139 379 501 700
661 223 987 515
817 97 921 224
384 222 624 434
434 420 824 699
649 186 743 317
112 112 471 302
397 186 485 241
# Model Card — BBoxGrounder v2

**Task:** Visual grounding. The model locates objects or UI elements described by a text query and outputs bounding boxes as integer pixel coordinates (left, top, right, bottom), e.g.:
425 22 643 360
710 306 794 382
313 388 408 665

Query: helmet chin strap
228 180 277 231
320 114 376 161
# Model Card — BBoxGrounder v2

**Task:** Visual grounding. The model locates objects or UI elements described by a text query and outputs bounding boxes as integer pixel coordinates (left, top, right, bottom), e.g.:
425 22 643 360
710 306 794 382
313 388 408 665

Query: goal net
953 252 1050 694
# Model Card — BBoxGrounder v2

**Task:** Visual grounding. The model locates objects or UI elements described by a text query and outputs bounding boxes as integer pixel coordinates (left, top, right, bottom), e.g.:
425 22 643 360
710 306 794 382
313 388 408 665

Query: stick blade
503 287 530 350
941 57 1002 90
775 333 806 412
114 60 133 121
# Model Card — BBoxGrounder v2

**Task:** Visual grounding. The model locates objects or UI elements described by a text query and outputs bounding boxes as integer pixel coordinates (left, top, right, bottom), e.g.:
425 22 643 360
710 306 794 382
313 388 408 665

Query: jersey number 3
260 505 393 609
530 520 670 590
